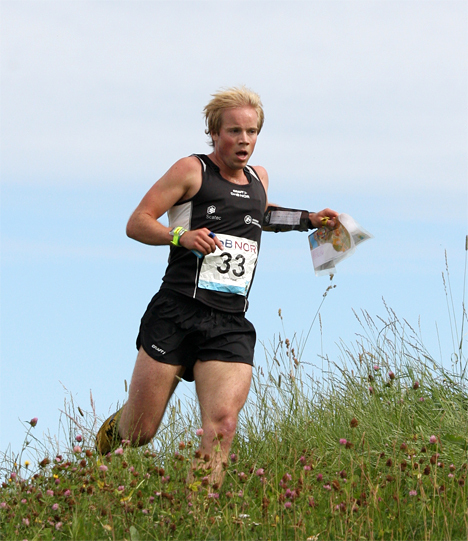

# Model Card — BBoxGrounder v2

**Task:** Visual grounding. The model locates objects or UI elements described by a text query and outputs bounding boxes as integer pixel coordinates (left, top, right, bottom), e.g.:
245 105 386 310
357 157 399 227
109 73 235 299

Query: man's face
211 106 259 170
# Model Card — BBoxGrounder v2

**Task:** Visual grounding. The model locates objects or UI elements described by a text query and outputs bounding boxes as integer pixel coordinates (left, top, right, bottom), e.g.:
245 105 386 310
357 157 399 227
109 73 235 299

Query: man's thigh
193 360 252 423
120 347 185 433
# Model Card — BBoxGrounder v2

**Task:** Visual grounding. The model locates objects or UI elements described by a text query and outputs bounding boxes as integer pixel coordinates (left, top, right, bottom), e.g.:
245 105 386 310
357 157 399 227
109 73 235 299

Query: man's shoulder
169 155 203 176
248 164 269 192
248 164 267 178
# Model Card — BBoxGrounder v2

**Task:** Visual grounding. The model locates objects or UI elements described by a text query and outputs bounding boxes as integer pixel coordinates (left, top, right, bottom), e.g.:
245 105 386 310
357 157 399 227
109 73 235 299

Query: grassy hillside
1 275 467 540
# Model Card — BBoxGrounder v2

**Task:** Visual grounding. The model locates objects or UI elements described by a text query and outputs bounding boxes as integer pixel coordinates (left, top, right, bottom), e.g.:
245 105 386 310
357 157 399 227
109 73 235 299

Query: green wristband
170 226 187 247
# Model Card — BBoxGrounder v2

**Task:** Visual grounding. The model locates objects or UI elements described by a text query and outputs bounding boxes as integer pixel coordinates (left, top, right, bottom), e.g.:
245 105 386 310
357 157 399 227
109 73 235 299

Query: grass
1 255 467 540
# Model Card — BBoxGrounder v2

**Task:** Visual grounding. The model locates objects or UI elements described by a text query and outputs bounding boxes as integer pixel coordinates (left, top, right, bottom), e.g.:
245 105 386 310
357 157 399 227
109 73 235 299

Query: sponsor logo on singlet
231 189 250 199
206 204 221 221
244 214 262 229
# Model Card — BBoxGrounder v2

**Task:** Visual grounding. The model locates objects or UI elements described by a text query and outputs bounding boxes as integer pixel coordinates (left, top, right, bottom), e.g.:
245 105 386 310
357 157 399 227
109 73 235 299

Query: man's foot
95 407 124 455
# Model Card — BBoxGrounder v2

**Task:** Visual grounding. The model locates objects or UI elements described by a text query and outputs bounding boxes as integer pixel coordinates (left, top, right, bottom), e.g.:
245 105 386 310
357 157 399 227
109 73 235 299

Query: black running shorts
136 289 256 382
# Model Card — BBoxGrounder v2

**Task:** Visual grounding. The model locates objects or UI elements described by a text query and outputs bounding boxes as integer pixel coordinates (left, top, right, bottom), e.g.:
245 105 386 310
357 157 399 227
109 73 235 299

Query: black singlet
160 154 267 313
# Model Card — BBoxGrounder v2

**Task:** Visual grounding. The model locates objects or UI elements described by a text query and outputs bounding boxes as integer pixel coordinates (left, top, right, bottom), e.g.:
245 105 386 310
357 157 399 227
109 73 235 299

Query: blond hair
203 86 264 146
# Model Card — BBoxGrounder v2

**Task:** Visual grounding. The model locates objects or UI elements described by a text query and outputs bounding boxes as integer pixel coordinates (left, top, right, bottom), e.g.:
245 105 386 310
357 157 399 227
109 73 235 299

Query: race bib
198 233 258 296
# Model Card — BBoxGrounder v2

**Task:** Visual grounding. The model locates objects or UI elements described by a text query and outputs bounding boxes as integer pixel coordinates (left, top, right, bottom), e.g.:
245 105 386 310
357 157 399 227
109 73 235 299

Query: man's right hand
179 228 223 256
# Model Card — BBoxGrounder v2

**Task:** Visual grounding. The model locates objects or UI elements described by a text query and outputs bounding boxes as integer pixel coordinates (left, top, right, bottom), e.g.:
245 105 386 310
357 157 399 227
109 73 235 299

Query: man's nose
238 130 249 143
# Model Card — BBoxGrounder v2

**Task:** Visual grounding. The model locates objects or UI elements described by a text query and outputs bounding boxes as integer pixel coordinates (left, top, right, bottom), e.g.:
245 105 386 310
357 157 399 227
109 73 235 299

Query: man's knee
207 411 238 441
121 421 156 447
119 407 158 447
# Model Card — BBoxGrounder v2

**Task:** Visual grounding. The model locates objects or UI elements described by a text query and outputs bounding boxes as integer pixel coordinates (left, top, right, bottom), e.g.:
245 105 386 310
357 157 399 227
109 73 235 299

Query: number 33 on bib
197 233 258 296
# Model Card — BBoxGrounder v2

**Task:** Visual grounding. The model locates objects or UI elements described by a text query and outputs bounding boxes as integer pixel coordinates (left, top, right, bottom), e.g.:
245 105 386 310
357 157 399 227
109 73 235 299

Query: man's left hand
309 209 340 229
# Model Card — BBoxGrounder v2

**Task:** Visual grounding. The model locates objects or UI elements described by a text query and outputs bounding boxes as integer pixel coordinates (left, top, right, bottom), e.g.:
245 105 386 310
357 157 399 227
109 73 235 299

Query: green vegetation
1 266 467 540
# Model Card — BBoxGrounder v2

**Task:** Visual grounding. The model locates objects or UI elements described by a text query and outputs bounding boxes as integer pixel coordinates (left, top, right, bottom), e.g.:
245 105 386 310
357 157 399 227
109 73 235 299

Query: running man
96 86 338 487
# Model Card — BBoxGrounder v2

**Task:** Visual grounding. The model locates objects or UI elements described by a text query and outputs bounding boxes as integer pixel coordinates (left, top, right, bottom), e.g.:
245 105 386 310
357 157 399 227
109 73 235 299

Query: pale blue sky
1 0 467 457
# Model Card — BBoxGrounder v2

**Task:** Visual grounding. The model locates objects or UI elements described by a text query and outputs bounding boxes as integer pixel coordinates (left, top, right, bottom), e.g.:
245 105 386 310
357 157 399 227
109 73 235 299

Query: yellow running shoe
96 407 123 455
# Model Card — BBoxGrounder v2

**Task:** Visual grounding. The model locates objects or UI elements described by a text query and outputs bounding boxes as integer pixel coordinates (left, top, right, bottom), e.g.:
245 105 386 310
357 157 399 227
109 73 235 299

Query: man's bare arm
126 157 222 254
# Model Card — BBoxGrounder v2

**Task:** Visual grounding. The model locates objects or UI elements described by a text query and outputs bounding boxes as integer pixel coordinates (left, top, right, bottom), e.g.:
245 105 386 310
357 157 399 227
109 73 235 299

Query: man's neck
207 153 249 185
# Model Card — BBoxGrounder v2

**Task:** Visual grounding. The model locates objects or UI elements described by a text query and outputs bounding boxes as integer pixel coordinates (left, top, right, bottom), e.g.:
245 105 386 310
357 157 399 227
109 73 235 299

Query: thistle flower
388 371 395 380
413 381 420 390
114 448 124 456
52 503 59 511
373 365 380 371
29 418 38 427
429 435 437 444
46 490 54 497
284 501 292 509
350 418 358 428
73 445 82 454
23 518 30 527
316 473 323 482
409 490 417 496
55 522 63 531
339 438 347 446
230 453 237 463
255 468 264 477
196 428 204 437
99 465 108 472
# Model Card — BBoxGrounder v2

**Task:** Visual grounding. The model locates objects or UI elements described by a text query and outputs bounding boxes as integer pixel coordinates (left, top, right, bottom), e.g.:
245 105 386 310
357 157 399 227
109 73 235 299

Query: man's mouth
236 150 248 159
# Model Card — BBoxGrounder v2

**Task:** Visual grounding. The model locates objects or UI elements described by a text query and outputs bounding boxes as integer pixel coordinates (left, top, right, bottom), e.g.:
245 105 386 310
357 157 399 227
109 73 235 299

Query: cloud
1 1 466 198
